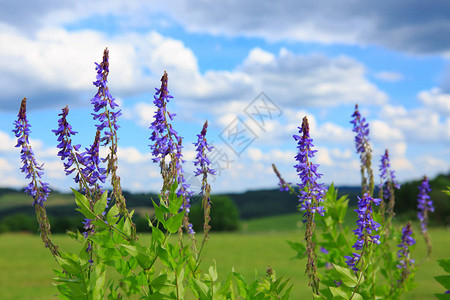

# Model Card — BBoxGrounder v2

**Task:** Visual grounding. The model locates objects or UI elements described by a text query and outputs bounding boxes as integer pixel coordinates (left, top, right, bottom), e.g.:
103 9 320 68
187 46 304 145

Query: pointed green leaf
209 265 218 282
106 204 120 225
152 226 165 245
435 275 450 290
329 286 348 299
191 278 209 298
152 199 166 225
165 211 184 234
233 272 248 298
438 259 450 273
333 264 360 288
72 188 96 219
94 191 108 216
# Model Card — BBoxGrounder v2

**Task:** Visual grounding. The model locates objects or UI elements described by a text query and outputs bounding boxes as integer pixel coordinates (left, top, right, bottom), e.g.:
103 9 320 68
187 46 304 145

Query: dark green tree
189 195 239 232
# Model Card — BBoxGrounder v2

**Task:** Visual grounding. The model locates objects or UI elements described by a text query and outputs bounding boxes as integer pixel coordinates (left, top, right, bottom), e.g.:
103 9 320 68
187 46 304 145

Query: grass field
0 214 448 299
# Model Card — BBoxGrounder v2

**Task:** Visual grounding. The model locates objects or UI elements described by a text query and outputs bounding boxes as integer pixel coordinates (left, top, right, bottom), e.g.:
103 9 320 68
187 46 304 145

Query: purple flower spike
149 71 177 163
352 193 382 249
350 104 370 159
80 130 107 188
193 121 216 236
346 193 382 272
293 116 324 295
90 48 121 146
13 98 51 206
293 116 326 221
417 176 433 233
194 121 216 180
397 221 415 270
52 106 82 177
379 149 400 201
351 104 374 194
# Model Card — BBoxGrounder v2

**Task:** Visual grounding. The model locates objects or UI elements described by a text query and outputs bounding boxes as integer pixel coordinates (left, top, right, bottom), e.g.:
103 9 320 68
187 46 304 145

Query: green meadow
0 213 448 299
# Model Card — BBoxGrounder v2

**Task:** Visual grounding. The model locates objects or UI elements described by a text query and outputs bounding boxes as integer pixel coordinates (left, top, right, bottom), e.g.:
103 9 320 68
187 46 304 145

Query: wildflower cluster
417 176 433 232
91 48 121 145
13 98 51 207
379 149 400 201
351 104 374 194
345 193 382 272
378 149 400 229
397 221 415 271
149 71 192 202
13 98 58 257
193 121 216 237
293 116 325 295
417 176 433 257
293 116 326 219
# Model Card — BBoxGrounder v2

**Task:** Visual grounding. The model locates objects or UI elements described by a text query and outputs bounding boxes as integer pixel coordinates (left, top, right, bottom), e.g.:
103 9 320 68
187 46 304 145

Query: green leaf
106 204 120 225
152 226 165 245
435 275 450 290
233 272 248 298
435 293 450 300
286 240 306 260
333 264 360 288
208 265 218 282
158 246 175 270
329 286 348 299
165 211 184 234
66 230 85 243
152 199 166 225
438 259 450 273
55 256 82 277
94 191 108 216
151 274 169 291
123 218 132 236
72 188 96 219
337 197 349 223
120 244 153 269
191 278 209 298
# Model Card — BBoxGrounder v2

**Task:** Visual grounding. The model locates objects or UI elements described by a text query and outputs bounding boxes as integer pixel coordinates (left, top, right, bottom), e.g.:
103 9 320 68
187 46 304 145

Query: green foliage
189 195 240 232
435 259 450 299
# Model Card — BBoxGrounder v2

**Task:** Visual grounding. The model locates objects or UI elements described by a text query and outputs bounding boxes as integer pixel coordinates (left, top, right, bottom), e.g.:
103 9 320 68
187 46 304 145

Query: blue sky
0 0 449 194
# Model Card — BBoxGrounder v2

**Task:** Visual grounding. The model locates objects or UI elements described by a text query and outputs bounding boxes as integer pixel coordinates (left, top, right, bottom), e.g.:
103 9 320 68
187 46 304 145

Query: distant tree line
0 173 448 233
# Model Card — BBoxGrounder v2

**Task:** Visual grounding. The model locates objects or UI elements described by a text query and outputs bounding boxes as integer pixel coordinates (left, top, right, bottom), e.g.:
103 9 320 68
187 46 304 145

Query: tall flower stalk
194 121 216 237
89 48 134 236
13 98 59 257
149 71 192 204
293 116 325 295
345 193 382 272
351 104 374 195
396 222 415 282
378 149 400 234
192 121 216 267
417 176 433 257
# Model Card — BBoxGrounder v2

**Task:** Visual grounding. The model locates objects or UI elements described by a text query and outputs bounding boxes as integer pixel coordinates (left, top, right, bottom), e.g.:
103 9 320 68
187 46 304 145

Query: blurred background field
0 174 448 299
0 215 448 299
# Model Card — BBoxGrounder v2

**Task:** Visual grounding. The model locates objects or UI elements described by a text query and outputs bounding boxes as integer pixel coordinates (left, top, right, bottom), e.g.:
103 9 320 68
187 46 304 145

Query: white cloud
378 103 450 144
0 28 199 110
0 131 16 152
418 87 450 116
374 71 404 82
118 146 150 164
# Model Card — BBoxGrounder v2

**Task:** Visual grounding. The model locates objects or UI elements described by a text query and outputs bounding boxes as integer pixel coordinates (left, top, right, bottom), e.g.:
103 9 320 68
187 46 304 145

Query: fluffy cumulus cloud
126 46 387 130
166 0 450 55
3 0 450 55
379 103 450 145
0 25 200 111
